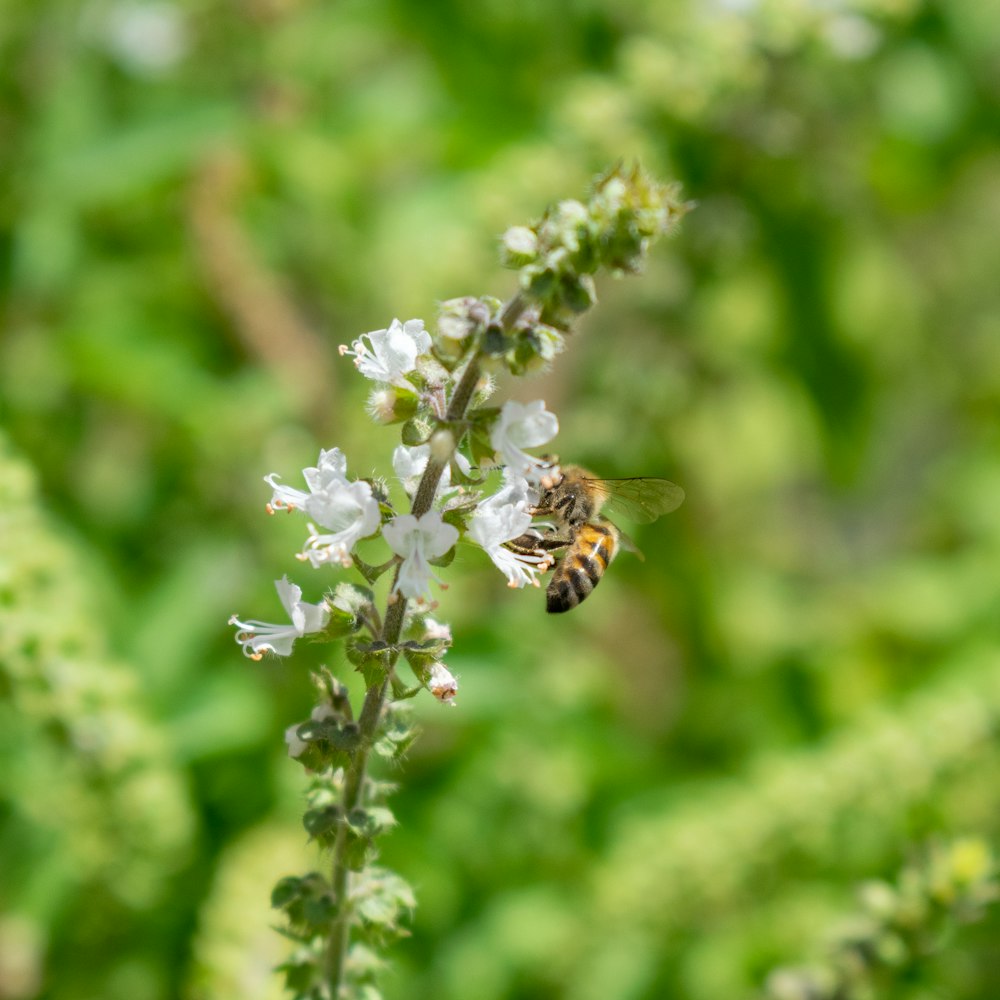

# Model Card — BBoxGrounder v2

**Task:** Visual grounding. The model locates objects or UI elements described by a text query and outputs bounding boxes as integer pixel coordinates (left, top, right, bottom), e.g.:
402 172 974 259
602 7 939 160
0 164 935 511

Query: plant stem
322 302 520 994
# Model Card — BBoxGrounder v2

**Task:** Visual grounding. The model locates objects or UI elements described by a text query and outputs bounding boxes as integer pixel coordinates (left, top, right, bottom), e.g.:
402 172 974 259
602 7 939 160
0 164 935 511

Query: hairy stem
323 299 525 995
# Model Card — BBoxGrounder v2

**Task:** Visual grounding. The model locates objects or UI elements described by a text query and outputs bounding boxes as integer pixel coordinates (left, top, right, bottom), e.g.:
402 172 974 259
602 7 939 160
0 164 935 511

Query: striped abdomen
546 522 619 614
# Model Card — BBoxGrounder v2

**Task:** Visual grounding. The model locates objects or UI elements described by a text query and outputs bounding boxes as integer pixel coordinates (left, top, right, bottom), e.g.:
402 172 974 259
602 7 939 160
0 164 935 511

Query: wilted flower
229 576 330 660
383 511 459 600
427 661 458 704
340 318 431 391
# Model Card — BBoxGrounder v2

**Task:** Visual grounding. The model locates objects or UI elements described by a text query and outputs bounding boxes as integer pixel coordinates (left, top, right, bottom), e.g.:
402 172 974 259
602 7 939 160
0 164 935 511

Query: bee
509 463 685 613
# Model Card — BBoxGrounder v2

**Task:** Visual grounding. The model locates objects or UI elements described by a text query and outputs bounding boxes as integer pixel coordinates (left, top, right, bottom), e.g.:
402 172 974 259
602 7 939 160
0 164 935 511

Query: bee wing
588 477 685 524
605 518 645 561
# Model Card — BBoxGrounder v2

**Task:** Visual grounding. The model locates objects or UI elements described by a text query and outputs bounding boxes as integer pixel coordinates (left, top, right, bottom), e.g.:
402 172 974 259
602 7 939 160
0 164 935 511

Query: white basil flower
340 318 431 391
265 447 349 515
298 480 382 568
265 448 381 565
468 480 552 588
382 511 459 600
229 576 329 660
422 616 453 644
490 399 559 483
392 444 472 498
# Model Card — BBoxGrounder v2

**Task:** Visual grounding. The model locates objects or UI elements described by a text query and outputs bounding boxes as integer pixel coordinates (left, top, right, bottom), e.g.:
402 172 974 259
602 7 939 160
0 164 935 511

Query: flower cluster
230 313 561 699
501 163 689 331
229 164 688 1000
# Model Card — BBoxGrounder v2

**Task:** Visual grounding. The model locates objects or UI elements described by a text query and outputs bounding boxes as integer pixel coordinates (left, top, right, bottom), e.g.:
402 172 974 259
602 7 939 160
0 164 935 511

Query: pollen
337 344 350 356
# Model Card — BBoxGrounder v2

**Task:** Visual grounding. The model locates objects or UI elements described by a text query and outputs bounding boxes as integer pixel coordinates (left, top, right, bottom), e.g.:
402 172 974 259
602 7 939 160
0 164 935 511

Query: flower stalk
230 164 690 1000
323 297 530 995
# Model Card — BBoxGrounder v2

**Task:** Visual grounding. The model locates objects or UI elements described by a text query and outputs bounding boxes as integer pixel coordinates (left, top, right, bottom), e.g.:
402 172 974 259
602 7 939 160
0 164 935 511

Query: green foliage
0 434 195 997
2 0 1000 998
765 839 998 999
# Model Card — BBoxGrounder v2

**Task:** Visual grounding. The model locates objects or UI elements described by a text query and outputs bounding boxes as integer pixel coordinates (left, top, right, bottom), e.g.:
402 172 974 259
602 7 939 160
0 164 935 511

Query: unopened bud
366 387 419 424
501 226 539 267
429 429 455 463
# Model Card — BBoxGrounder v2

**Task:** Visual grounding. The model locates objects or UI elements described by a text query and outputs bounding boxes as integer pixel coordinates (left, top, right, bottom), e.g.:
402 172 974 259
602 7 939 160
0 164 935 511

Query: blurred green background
2 0 999 997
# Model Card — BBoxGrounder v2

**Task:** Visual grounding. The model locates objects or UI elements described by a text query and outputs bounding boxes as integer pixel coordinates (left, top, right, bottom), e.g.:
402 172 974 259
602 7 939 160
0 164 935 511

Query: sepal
343 806 397 871
271 872 338 934
288 714 360 772
400 416 433 447
346 638 391 688
352 867 416 947
303 802 343 848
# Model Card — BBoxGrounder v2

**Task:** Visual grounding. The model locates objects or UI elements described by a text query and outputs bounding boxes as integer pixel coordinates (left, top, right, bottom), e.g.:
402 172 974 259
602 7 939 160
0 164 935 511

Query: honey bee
509 463 685 613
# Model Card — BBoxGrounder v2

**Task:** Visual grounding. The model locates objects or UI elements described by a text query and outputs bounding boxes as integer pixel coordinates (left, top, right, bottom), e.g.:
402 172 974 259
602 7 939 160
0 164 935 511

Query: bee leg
504 532 571 555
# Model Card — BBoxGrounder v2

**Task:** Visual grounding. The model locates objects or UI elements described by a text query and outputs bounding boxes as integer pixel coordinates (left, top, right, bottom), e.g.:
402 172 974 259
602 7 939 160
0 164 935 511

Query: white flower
422 616 453 644
229 576 329 660
392 444 472 498
285 723 308 758
297 480 382 568
490 399 559 483
382 511 459 600
468 480 553 588
427 661 458 705
392 444 430 495
265 447 349 514
339 318 431 390
265 448 381 566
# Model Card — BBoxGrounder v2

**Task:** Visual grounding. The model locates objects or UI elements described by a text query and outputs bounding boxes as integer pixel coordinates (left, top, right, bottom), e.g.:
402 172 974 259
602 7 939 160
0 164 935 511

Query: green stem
323 307 518 995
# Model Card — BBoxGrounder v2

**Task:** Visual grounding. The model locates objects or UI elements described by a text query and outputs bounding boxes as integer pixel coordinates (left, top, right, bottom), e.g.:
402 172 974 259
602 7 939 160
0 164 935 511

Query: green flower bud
500 225 538 267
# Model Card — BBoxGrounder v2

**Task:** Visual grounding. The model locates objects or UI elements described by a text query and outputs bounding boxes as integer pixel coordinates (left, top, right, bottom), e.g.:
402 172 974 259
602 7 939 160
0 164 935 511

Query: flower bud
500 225 538 267
366 386 420 424
429 428 456 463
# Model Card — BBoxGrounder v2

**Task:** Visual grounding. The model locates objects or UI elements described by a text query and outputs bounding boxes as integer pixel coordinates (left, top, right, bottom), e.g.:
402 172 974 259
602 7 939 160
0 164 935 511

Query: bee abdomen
546 523 618 614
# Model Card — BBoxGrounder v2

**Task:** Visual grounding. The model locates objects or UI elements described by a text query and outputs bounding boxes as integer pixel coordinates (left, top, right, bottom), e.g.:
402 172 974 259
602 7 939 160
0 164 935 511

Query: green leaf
276 950 321 995
427 546 455 568
351 554 397 586
389 673 422 700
